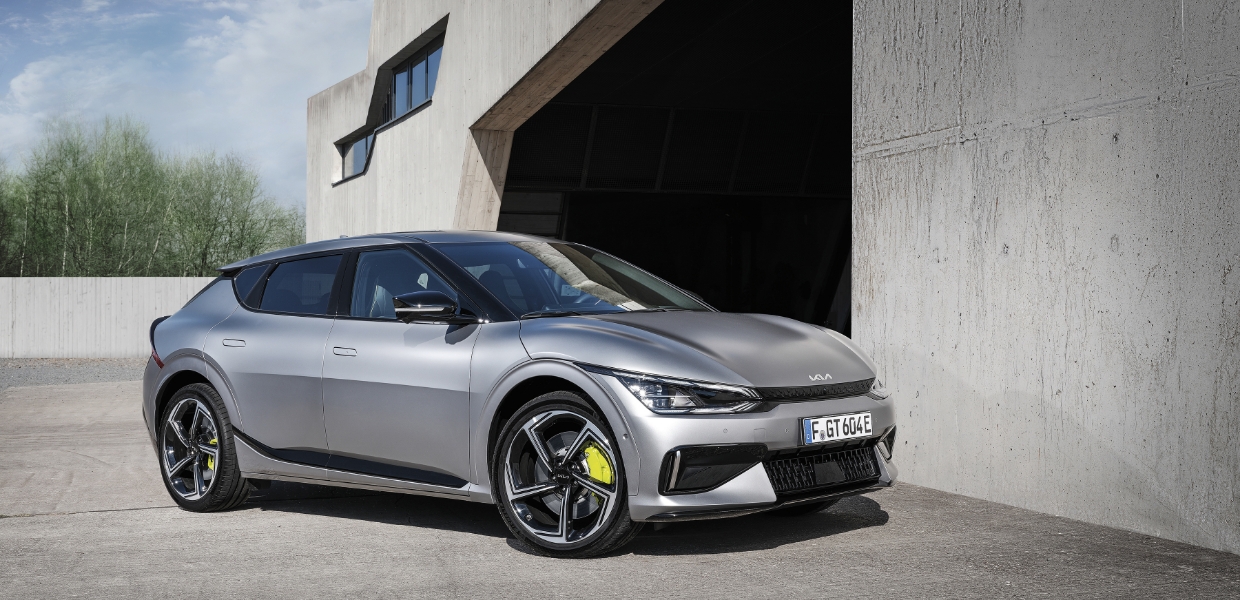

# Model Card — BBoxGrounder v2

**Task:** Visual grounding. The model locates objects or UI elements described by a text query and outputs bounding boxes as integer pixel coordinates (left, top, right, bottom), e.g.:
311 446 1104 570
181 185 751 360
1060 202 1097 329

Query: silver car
143 231 897 557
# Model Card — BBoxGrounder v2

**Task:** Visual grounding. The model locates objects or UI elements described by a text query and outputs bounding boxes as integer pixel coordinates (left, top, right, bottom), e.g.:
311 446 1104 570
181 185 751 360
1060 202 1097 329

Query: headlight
605 370 761 415
867 378 890 400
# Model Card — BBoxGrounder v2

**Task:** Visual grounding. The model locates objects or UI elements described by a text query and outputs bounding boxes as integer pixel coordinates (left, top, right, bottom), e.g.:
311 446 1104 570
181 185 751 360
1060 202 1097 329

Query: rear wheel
492 391 642 558
157 383 249 511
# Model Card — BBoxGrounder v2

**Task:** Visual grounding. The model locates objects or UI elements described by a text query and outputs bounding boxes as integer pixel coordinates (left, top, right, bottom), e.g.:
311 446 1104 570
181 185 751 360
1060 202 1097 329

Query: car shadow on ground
246 481 890 555
245 481 511 538
621 496 890 556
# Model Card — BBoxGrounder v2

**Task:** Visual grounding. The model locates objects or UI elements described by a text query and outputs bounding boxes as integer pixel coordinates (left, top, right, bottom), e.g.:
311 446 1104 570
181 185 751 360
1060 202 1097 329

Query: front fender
469 359 642 504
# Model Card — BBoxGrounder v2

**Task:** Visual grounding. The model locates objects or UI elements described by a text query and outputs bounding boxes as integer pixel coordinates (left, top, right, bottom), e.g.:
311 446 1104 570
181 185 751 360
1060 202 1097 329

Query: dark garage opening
499 0 852 333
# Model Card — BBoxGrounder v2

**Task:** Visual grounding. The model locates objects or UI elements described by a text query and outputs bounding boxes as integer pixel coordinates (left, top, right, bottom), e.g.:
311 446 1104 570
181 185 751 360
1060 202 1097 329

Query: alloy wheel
503 409 620 547
161 396 221 501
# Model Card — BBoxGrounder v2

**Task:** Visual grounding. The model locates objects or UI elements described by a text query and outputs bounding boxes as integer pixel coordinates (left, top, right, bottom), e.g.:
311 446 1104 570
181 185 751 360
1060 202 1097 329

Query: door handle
333 347 357 357
222 339 246 347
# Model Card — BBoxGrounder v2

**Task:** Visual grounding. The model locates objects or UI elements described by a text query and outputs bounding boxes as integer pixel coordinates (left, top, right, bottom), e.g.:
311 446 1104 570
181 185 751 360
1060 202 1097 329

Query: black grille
764 446 880 494
757 378 874 402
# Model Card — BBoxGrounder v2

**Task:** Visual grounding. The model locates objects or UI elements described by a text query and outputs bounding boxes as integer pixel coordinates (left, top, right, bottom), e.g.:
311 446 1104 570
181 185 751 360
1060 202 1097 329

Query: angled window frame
334 27 448 186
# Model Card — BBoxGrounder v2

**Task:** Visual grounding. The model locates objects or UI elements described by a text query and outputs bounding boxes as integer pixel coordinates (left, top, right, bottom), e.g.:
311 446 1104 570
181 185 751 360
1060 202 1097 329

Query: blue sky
0 0 374 208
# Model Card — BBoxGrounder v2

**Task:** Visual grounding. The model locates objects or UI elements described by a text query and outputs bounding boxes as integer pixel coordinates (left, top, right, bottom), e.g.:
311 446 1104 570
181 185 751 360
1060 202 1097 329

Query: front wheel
157 383 250 511
492 391 642 558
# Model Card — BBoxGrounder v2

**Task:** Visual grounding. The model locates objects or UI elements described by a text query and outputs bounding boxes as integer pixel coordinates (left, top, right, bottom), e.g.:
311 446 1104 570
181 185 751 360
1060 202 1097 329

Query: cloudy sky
0 0 374 208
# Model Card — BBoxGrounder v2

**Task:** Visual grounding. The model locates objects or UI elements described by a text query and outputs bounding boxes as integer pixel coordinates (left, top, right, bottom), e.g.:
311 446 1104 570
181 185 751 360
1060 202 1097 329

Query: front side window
350 249 453 320
435 242 709 317
259 255 342 316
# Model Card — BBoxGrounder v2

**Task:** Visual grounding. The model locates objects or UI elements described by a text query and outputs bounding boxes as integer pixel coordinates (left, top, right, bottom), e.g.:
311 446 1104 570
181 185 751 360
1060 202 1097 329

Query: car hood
518 311 875 388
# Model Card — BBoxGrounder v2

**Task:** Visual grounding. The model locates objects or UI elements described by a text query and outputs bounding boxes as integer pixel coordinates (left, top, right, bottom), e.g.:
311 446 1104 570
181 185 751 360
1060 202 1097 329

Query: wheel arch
154 369 212 424
485 375 590 467
149 353 244 447
473 360 641 502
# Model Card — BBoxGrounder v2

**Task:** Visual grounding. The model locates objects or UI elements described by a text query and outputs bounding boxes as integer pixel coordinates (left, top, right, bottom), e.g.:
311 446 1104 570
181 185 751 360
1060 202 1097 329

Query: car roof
216 230 558 272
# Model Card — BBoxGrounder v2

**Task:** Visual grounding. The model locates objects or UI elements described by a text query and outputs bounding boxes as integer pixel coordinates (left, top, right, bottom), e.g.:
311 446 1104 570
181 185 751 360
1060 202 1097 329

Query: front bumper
591 373 898 522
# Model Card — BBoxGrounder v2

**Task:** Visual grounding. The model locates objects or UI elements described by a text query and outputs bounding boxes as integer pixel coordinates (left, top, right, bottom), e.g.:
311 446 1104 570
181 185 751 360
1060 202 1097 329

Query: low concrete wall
0 278 217 358
853 0 1240 553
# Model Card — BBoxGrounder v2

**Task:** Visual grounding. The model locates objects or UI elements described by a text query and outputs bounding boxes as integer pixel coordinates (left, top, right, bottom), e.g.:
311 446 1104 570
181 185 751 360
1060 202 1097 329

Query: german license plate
802 412 872 445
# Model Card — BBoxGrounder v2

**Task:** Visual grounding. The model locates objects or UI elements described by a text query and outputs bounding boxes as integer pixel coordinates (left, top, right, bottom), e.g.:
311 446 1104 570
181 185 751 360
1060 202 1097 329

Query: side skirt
233 434 478 501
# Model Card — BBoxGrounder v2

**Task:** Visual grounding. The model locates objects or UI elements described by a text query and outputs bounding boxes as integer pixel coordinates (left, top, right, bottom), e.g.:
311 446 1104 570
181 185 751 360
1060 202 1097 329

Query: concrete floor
1 365 1238 598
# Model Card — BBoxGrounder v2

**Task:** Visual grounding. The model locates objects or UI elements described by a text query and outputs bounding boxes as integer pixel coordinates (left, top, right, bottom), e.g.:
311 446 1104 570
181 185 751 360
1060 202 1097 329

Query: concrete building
308 1 1240 553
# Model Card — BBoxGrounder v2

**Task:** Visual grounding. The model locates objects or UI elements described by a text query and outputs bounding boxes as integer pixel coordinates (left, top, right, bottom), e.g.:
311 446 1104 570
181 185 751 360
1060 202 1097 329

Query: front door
321 248 479 487
205 254 343 464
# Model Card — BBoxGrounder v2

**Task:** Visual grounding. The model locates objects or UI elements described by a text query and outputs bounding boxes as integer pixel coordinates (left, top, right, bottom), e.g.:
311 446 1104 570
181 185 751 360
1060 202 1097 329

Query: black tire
492 390 643 558
156 383 250 511
769 498 839 517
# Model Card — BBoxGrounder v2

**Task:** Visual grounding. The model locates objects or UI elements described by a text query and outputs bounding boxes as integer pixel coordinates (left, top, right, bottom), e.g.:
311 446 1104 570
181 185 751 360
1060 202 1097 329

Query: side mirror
393 291 476 324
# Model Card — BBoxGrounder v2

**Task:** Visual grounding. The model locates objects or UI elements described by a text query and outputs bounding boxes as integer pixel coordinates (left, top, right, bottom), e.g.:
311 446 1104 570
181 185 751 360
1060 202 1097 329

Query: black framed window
342 134 372 179
386 36 443 122
233 264 268 308
258 255 343 316
340 35 444 182
348 249 454 320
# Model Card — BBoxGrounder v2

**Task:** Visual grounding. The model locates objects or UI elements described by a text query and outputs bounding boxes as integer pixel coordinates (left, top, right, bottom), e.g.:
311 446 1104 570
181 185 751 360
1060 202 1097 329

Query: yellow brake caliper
581 443 614 485
207 438 217 471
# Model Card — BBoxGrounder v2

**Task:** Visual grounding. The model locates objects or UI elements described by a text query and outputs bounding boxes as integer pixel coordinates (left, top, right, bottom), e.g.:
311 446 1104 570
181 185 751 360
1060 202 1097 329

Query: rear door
205 254 344 464
321 247 480 486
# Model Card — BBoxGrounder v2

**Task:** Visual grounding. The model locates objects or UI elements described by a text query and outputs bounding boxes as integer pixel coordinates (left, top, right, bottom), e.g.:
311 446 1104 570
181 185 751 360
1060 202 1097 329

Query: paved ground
1 362 1238 598
0 358 147 391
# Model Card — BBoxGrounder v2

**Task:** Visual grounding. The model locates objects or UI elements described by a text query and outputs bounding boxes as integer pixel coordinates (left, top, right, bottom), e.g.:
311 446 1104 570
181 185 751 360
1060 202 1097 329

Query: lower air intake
764 445 880 494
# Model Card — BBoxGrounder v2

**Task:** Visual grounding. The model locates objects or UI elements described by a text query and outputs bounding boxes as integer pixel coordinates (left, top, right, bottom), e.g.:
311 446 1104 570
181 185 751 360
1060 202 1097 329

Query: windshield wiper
520 309 583 319
625 306 692 313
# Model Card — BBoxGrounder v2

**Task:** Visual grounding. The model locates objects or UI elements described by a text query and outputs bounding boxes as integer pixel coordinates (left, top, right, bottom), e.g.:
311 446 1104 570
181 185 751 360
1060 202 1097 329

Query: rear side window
259 255 342 315
233 265 267 307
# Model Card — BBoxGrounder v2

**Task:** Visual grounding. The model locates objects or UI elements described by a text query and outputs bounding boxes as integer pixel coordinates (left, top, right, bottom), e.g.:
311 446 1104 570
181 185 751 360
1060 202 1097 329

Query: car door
205 254 343 465
321 247 480 487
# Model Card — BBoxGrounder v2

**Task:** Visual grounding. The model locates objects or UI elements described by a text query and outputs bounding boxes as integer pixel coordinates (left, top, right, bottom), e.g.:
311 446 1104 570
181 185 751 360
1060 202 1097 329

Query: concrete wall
306 0 659 242
0 278 216 358
853 0 1240 553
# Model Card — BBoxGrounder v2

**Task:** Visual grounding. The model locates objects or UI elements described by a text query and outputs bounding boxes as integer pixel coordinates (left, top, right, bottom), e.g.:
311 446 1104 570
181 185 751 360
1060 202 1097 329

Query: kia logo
809 373 832 381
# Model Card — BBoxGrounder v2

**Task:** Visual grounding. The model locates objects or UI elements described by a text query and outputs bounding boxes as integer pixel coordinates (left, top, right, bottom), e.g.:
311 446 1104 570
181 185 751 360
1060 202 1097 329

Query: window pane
259 255 342 315
342 143 356 178
350 249 453 319
350 136 368 176
233 265 267 307
427 46 441 97
412 57 427 105
393 68 409 118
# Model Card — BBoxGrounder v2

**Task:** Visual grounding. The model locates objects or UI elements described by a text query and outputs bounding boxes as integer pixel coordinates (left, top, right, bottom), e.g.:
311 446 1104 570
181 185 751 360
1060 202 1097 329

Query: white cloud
81 0 112 13
181 0 374 206
0 0 373 206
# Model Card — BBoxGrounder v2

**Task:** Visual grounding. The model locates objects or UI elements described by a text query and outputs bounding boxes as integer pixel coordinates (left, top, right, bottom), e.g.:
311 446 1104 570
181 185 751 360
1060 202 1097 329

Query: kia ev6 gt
143 231 897 557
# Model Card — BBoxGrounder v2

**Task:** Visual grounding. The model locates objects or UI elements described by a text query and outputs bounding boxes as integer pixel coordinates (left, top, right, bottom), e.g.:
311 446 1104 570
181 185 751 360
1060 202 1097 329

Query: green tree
0 117 304 277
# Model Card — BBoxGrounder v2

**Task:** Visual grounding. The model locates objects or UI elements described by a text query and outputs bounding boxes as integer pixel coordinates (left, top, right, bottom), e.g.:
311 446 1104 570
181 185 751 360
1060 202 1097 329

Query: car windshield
435 241 710 317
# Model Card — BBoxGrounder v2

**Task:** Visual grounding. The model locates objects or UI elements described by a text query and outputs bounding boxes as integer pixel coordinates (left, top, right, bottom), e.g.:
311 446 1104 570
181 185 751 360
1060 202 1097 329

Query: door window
350 249 454 319
259 255 342 315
